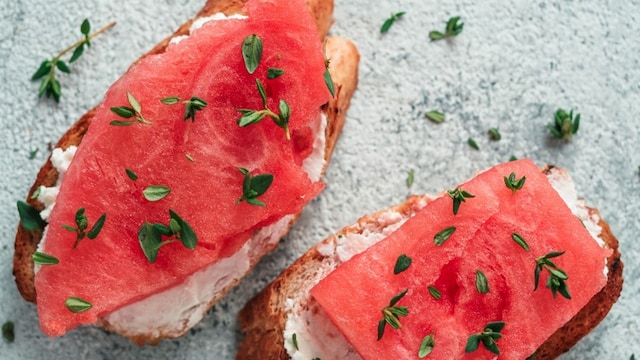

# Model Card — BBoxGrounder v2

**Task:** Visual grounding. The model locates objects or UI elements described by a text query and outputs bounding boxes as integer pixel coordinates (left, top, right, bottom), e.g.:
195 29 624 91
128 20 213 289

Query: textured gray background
1 0 639 359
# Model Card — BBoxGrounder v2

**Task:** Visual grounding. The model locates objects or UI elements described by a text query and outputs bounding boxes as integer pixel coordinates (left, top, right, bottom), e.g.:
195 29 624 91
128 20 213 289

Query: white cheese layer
169 13 248 45
284 167 605 360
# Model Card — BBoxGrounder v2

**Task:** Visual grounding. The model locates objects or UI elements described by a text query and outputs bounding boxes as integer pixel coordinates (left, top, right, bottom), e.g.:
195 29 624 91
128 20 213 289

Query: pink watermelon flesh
36 0 331 337
311 160 611 360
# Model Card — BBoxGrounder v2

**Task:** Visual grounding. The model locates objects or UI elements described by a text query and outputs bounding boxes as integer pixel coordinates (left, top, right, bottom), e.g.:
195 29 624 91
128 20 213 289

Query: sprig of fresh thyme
31 19 115 102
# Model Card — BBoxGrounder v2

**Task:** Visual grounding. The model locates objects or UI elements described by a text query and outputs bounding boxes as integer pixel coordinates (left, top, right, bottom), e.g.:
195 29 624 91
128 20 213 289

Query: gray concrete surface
1 0 638 359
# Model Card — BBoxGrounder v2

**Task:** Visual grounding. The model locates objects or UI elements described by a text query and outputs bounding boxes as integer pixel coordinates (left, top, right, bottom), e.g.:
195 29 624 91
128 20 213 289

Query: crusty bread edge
237 176 623 360
13 0 360 344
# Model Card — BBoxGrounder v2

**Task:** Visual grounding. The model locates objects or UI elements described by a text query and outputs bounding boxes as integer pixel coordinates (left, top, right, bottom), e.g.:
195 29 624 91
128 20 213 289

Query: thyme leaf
381 12 406 34
236 168 274 207
425 110 445 124
434 226 456 246
32 251 59 265
64 297 92 313
428 286 441 300
377 289 409 340
465 321 504 355
548 108 580 141
534 251 571 299
2 321 14 343
143 185 171 202
429 16 464 41
511 233 530 251
504 172 526 194
267 67 284 79
62 208 106 248
109 92 150 126
242 34 263 74
418 333 435 358
475 270 489 294
394 254 412 274
17 200 46 232
447 187 475 215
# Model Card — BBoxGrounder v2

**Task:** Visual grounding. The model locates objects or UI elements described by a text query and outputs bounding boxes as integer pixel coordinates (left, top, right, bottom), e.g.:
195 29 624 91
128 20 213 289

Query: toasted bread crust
14 0 359 343
237 192 623 359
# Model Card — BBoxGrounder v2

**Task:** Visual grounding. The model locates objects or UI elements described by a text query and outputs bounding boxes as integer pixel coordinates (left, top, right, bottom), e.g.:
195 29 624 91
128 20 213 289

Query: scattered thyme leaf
267 67 284 79
32 251 59 266
28 148 39 159
434 226 456 246
406 169 415 188
242 34 263 74
504 172 526 194
467 137 479 150
381 12 406 34
465 321 504 355
488 128 501 141
236 168 274 207
475 270 489 294
418 333 435 358
511 233 530 251
110 92 150 126
428 286 441 300
62 208 106 248
394 254 412 274
429 16 464 41
143 185 171 202
2 321 14 343
548 108 580 141
447 187 475 215
425 110 445 124
125 168 138 181
378 289 409 340
64 297 92 313
16 200 46 232
292 333 299 350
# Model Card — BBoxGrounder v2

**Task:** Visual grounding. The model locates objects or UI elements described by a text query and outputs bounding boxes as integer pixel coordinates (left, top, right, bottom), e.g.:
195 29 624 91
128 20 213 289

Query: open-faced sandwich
238 159 623 359
14 0 359 344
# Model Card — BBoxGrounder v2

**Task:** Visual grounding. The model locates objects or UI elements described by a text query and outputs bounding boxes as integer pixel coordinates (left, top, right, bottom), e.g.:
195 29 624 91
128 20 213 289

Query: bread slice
13 0 359 344
237 165 623 360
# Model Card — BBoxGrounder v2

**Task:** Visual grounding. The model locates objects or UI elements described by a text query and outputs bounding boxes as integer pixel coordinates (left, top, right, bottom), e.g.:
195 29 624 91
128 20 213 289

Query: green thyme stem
51 21 116 63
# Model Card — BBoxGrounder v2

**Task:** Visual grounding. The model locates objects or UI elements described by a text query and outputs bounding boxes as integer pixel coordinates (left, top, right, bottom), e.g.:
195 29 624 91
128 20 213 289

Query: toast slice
14 0 359 344
237 165 623 359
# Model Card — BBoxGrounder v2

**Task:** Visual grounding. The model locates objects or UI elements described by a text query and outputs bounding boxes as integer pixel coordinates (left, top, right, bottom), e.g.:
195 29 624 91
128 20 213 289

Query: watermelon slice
311 160 612 359
35 0 331 337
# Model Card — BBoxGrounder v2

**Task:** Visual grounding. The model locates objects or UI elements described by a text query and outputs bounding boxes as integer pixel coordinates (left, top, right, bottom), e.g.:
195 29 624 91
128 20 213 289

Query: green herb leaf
17 201 46 232
143 185 171 201
511 233 530 251
418 333 435 358
110 106 135 118
169 209 197 250
430 16 464 41
504 172 526 194
466 322 504 354
428 286 441 300
323 68 335 98
534 251 571 299
125 168 138 181
138 221 163 263
381 12 406 34
256 79 267 108
425 110 445 124
161 96 180 105
378 289 410 340
32 251 59 265
80 19 91 36
389 289 408 307
64 297 92 313
2 321 14 343
548 108 580 141
394 254 412 274
406 169 415 188
488 128 501 141
109 120 135 126
242 34 263 74
467 137 479 150
69 44 84 63
185 154 195 162
28 148 39 160
475 270 489 294
87 213 106 239
434 226 456 246
30 186 42 200
447 187 475 215
377 319 386 341
267 67 284 79
55 60 71 74
127 92 142 114
292 333 299 350
32 60 52 80
183 96 208 122
509 155 518 161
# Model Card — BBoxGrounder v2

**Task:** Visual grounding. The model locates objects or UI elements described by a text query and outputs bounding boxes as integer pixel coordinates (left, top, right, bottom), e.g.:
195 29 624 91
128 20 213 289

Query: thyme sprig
429 16 464 41
31 19 115 102
534 251 571 299
236 168 274 207
504 172 526 194
161 96 207 122
465 321 505 355
547 108 580 141
110 92 151 126
447 187 475 215
377 289 409 340
237 79 292 139
61 208 106 248
138 210 197 263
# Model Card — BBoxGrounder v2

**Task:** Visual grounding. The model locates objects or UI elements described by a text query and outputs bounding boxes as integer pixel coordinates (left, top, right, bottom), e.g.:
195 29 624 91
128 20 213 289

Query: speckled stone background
1 0 639 359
